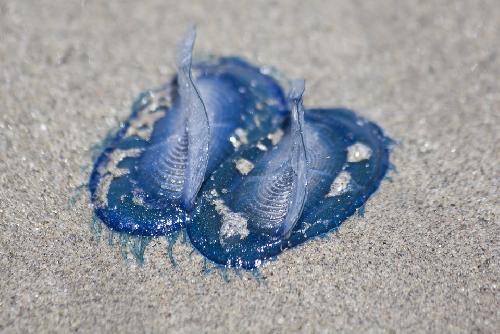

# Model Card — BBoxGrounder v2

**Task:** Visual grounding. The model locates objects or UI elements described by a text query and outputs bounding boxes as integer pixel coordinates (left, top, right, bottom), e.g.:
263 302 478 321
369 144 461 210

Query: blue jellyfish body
88 29 392 269
89 30 287 236
186 81 391 269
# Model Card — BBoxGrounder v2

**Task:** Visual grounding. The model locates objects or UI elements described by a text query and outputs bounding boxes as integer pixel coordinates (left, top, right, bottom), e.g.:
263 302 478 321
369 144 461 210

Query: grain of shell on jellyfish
88 27 392 269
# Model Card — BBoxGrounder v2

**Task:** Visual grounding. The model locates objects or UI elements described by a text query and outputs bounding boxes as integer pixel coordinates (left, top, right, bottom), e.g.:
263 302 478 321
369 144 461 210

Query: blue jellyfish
186 80 391 269
89 28 288 237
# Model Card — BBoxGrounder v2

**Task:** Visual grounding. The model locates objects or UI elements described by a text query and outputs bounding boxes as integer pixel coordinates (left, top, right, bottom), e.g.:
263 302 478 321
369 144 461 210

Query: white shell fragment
213 198 249 243
235 128 249 145
347 142 372 163
230 128 249 150
256 141 268 151
229 136 241 149
267 128 284 145
235 158 255 175
325 171 352 197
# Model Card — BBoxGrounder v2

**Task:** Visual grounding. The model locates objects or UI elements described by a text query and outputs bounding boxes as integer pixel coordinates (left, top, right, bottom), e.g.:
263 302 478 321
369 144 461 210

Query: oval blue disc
187 108 391 269
89 57 288 236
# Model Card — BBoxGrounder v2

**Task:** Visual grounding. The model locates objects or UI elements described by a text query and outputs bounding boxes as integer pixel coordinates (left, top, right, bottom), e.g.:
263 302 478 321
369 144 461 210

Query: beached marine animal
187 81 391 269
88 28 391 269
89 28 288 237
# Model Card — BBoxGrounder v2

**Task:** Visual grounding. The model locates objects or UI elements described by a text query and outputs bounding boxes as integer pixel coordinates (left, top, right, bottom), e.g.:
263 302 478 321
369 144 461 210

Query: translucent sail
176 27 211 210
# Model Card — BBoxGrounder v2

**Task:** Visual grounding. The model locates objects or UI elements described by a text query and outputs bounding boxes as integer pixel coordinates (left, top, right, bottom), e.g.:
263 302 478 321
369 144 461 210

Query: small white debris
326 171 352 197
213 199 249 243
229 136 241 150
132 194 145 206
267 128 284 145
256 141 268 151
356 119 365 127
260 66 272 75
229 128 249 150
298 222 311 234
235 128 248 145
347 142 372 162
253 115 261 128
266 98 280 106
235 158 255 175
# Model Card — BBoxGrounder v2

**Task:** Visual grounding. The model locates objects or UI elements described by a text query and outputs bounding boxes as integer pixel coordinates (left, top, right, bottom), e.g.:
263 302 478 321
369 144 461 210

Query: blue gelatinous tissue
89 27 391 269
89 28 287 236
186 81 391 269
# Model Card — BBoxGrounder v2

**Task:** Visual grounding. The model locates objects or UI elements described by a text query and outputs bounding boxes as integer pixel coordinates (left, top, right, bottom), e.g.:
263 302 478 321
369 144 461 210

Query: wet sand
0 1 498 332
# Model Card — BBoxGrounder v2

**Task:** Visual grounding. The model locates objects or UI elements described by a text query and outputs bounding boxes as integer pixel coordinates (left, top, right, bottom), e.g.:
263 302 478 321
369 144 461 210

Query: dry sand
0 0 499 332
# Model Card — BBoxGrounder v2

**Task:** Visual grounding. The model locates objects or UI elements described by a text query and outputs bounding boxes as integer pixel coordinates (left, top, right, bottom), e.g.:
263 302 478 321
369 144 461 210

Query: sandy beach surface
1 1 498 332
